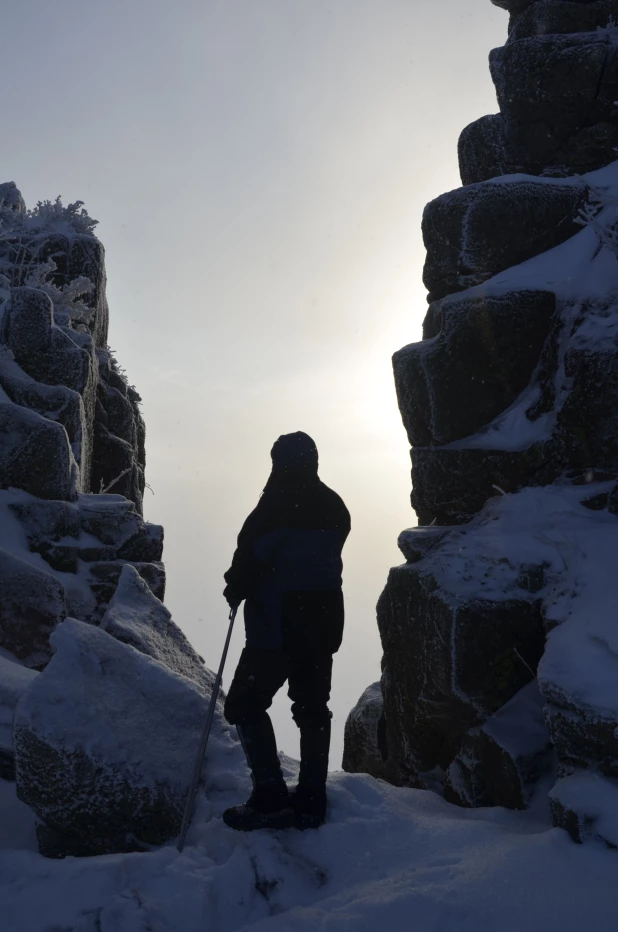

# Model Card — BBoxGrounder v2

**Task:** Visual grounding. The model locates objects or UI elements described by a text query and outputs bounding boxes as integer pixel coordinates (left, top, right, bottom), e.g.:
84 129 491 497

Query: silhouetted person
222 432 350 831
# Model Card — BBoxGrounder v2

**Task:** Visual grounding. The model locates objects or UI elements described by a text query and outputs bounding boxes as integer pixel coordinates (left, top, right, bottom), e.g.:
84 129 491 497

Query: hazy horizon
3 0 507 765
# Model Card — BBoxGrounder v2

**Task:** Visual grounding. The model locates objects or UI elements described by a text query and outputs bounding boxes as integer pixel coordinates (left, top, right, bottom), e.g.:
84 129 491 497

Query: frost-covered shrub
24 259 94 324
0 195 98 237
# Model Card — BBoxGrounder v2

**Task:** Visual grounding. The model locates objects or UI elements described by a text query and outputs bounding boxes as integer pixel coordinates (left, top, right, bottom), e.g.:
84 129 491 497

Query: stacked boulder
0 186 223 856
344 0 618 843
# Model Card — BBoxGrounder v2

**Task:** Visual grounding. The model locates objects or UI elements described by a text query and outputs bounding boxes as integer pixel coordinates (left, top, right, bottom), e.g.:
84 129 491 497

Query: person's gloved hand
223 584 242 609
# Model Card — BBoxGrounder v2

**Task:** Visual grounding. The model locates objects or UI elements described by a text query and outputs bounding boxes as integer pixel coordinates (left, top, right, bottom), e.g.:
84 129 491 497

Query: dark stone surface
0 655 38 782
394 291 556 445
422 179 587 302
509 1 618 43
0 548 66 667
458 114 508 186
342 682 389 781
397 526 453 563
554 349 618 473
377 561 546 786
0 404 73 501
410 443 560 525
490 33 618 176
445 682 552 809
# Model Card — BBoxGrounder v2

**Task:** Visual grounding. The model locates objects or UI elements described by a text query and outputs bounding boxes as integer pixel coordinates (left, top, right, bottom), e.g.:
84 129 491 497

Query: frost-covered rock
411 443 558 526
394 290 556 445
396 525 453 563
0 401 74 500
14 618 219 857
458 114 508 186
446 682 552 809
377 518 547 786
422 178 587 301
489 31 618 177
0 548 67 667
508 1 618 44
100 565 215 693
549 770 618 847
0 655 38 780
342 683 388 781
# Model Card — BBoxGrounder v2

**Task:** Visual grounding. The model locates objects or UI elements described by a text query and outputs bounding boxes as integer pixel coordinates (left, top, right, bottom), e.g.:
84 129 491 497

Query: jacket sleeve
223 502 269 599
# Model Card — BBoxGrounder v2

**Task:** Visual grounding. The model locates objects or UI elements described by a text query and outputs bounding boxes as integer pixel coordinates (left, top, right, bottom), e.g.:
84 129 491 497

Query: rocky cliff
344 0 618 847
0 185 226 856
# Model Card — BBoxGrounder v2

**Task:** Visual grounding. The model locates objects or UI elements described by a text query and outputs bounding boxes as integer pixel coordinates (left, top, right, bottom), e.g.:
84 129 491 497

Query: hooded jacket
224 433 350 653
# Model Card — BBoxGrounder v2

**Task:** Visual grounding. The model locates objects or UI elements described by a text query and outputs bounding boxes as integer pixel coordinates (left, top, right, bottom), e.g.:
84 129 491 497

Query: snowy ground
2 759 617 932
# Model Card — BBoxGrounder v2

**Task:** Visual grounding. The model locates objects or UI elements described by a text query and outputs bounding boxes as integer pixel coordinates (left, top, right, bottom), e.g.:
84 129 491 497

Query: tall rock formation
0 186 225 856
344 2 618 847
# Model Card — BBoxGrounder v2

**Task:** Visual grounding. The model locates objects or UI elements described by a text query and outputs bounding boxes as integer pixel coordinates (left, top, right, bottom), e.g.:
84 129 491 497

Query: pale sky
3 0 507 765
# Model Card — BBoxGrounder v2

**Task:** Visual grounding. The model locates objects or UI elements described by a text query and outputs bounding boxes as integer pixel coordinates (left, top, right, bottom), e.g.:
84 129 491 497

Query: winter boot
291 784 327 830
223 712 294 832
223 782 294 832
294 718 331 829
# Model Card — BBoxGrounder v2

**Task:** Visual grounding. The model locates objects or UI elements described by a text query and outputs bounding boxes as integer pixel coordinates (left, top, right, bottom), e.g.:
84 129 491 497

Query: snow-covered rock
14 618 221 857
376 506 549 787
342 682 388 781
394 290 556 445
422 178 587 301
100 565 215 693
0 400 74 501
0 547 66 668
446 682 552 809
549 770 618 847
0 655 38 780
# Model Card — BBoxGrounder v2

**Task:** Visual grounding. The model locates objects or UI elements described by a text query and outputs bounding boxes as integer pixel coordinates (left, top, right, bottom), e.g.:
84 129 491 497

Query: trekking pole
177 604 239 853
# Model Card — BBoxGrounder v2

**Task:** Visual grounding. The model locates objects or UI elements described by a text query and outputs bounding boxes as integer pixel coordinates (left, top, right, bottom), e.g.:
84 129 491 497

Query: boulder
554 348 618 473
342 682 389 780
0 547 67 667
508 1 618 43
490 33 618 174
14 618 220 857
100 565 214 692
458 114 508 186
377 555 546 785
539 613 618 777
422 178 587 301
393 291 556 445
9 498 81 546
0 368 86 456
6 288 53 367
0 655 38 780
78 493 141 544
0 400 75 502
0 182 25 213
397 526 453 563
410 442 560 525
549 770 618 847
445 681 552 809
491 0 535 12
88 560 166 605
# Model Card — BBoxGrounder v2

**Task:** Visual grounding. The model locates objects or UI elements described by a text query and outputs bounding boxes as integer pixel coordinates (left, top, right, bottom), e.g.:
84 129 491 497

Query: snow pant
224 647 333 791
